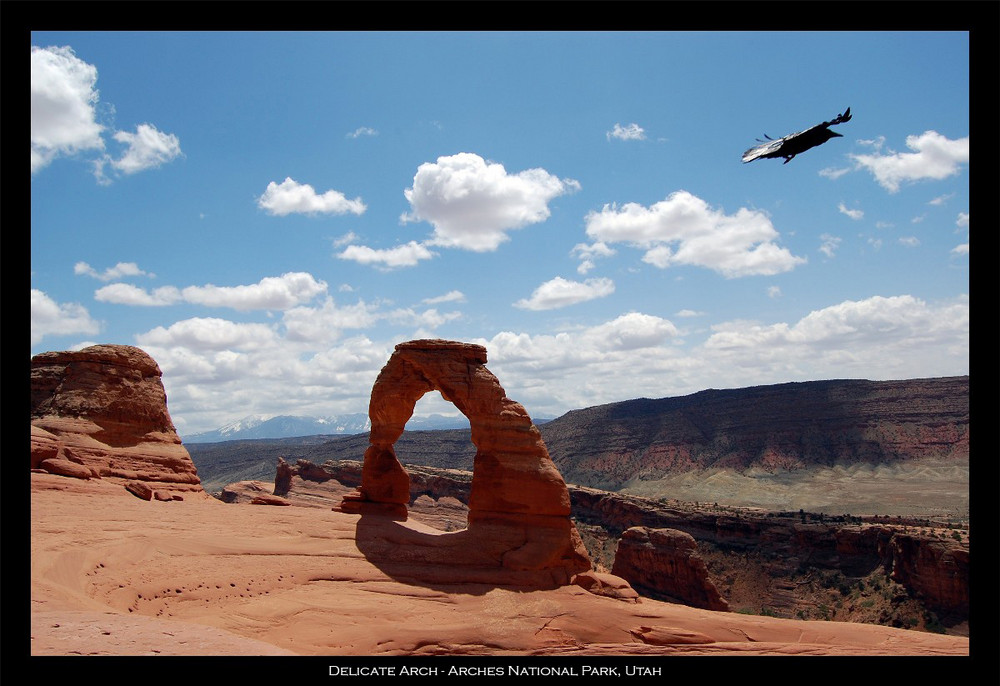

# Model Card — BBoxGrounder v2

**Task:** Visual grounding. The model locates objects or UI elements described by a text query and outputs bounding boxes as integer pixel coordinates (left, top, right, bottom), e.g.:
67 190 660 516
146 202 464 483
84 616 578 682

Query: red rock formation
219 480 284 504
30 425 61 468
340 339 591 585
884 533 969 619
611 527 730 612
542 377 970 488
125 480 154 500
571 487 968 623
38 457 94 480
250 493 292 506
30 344 207 500
571 570 641 603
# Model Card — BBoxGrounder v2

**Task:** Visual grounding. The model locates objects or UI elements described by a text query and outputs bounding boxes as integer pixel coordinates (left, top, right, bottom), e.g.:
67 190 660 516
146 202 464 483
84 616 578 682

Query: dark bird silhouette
742 107 852 164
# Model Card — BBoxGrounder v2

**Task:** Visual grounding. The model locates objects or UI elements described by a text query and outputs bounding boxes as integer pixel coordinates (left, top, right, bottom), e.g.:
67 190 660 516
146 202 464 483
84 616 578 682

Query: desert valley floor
29 472 971 660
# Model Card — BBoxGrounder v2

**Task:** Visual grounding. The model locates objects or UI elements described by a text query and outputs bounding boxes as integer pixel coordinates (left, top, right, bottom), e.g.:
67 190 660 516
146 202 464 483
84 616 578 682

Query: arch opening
395 391 474 532
405 390 472 433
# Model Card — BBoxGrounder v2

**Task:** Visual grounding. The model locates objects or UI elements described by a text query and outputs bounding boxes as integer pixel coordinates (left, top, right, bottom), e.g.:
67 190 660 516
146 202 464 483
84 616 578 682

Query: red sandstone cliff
541 376 969 489
611 526 730 612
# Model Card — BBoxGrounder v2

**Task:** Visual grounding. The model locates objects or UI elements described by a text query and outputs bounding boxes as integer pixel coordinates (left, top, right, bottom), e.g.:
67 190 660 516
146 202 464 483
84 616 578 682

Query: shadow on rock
352 508 590 594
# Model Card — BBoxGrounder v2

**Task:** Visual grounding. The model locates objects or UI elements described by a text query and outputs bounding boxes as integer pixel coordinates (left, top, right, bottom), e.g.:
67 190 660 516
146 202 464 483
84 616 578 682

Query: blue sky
30 30 971 437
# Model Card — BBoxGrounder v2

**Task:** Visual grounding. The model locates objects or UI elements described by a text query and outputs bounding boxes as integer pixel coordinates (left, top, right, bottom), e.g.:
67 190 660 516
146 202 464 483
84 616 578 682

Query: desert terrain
28 343 977 669
618 456 970 519
30 472 970 659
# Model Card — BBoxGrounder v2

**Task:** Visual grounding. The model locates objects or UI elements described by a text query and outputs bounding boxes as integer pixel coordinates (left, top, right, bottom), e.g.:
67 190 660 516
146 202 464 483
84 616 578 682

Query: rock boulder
30 344 207 500
612 526 729 612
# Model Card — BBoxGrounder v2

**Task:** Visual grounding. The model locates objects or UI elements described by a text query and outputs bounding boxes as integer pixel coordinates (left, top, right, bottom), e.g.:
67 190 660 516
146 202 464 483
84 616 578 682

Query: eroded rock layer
611 526 729 612
340 339 591 584
30 344 206 499
542 376 969 489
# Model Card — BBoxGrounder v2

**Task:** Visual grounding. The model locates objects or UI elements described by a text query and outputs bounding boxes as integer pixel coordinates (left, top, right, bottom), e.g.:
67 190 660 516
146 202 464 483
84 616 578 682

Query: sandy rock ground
28 473 970 661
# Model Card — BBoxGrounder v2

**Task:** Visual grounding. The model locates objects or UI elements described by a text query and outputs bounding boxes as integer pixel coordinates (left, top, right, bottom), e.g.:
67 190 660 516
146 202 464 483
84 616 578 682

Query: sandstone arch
341 339 590 583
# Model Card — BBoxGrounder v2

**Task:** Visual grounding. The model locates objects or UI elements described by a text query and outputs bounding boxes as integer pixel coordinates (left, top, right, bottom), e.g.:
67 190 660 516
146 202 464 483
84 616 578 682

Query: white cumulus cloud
837 203 864 220
819 233 842 259
819 166 852 180
386 307 463 333
401 152 579 252
470 294 968 421
180 272 328 311
132 290 968 437
258 177 367 216
31 45 183 181
75 261 153 281
107 123 183 175
514 276 615 311
31 46 105 174
337 241 437 269
422 290 466 305
850 131 969 193
585 312 678 350
95 272 328 311
607 122 646 141
706 295 967 353
952 212 969 255
137 317 278 352
31 289 101 345
571 241 617 274
281 297 381 342
584 190 806 278
347 126 378 139
94 283 183 306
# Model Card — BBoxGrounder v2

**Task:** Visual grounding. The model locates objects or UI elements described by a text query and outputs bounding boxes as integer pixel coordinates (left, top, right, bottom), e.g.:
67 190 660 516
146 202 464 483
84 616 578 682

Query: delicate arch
348 340 571 520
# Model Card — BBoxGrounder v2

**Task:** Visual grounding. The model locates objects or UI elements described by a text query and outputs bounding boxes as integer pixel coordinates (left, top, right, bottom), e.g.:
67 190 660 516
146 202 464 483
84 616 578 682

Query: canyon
28 342 972 661
232 457 970 633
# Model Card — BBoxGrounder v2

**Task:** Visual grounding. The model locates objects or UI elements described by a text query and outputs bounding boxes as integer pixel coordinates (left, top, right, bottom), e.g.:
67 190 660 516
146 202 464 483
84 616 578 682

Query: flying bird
742 107 852 164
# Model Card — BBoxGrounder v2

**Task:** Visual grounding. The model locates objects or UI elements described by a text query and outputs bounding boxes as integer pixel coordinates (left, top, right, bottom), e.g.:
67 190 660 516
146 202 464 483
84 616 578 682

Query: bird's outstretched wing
820 107 852 128
742 107 852 164
742 137 787 163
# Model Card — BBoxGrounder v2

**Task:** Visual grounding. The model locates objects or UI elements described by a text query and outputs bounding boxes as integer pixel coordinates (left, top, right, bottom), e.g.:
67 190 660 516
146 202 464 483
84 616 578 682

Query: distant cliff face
188 376 969 503
540 377 969 489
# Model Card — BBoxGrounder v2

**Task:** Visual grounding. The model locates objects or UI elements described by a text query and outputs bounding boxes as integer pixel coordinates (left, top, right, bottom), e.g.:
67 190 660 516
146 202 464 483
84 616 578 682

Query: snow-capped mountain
183 413 472 443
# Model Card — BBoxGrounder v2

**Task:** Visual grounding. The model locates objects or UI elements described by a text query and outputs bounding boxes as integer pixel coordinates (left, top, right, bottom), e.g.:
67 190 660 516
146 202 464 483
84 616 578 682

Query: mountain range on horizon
182 412 476 443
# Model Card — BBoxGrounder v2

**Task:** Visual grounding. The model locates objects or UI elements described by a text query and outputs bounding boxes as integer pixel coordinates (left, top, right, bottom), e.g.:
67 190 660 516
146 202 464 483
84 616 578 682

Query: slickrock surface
341 340 591 584
29 472 970 657
30 345 207 501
